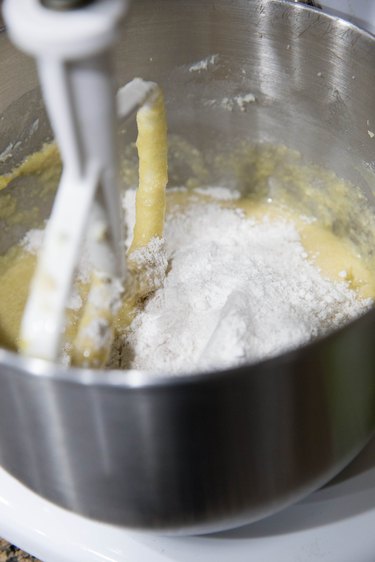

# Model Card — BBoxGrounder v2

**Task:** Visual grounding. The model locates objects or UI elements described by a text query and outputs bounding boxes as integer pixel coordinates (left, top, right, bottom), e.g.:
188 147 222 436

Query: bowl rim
0 305 373 388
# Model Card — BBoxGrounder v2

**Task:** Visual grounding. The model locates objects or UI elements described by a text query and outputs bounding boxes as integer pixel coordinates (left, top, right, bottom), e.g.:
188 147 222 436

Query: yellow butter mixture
0 97 374 369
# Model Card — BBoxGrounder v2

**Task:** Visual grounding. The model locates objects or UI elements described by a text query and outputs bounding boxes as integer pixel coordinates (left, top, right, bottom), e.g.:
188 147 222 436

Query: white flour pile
120 187 372 374
22 187 372 374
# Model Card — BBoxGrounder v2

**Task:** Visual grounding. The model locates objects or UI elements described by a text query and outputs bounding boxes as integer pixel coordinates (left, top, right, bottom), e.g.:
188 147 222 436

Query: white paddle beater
3 0 159 364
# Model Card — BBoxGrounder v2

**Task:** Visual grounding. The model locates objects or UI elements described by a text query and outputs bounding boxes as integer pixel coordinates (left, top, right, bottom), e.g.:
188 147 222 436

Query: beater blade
3 0 133 363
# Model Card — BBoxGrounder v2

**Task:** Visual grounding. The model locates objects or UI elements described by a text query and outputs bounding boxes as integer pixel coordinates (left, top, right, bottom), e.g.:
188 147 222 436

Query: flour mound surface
121 189 372 374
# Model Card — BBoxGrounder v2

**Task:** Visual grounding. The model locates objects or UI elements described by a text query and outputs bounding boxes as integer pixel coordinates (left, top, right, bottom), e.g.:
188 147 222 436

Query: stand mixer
1 0 375 559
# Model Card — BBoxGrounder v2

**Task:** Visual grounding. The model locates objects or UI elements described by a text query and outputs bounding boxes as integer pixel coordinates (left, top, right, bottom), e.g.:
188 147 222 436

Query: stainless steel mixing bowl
0 0 375 535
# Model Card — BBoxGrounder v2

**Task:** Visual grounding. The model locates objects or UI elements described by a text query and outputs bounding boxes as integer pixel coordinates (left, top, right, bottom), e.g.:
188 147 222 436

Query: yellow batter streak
129 89 168 253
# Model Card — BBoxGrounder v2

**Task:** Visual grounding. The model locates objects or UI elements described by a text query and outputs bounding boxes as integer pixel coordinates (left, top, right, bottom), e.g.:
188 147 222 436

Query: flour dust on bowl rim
0 0 375 534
